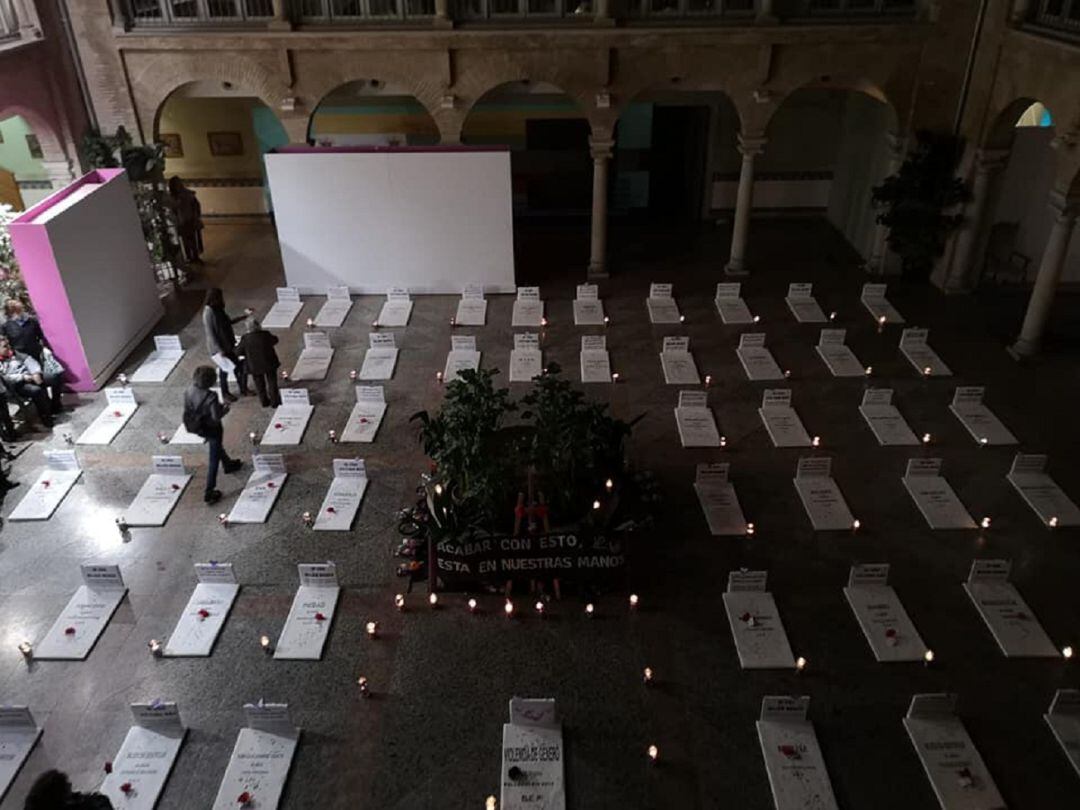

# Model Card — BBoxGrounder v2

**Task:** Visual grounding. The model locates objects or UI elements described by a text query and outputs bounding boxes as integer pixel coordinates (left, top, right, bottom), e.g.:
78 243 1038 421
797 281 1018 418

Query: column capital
736 134 767 158
589 137 615 161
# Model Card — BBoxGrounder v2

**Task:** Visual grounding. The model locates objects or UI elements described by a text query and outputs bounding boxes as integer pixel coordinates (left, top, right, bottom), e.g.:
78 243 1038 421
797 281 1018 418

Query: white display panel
8 450 82 521
0 707 42 803
35 565 127 660
164 563 240 657
843 564 928 662
1007 454 1080 526
213 704 299 810
129 335 184 383
122 456 191 527
723 571 796 670
963 559 1059 658
100 703 186 810
266 150 516 293
756 697 839 810
904 694 1005 810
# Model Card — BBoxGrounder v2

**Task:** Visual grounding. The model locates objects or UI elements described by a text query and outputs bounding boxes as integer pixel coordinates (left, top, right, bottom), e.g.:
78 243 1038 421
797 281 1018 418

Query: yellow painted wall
463 105 583 146
158 97 264 178
311 111 438 138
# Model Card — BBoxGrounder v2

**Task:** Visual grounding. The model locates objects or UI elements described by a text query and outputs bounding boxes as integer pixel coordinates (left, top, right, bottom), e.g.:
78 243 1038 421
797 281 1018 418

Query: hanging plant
0 204 31 310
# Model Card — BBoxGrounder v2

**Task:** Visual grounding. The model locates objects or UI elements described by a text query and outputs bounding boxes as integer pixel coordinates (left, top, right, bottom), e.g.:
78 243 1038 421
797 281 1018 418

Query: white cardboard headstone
212 703 299 810
859 388 919 446
949 387 1017 445
511 286 544 327
313 286 352 327
289 332 334 381
580 335 611 383
455 285 488 326
359 332 398 380
843 564 929 662
163 563 240 657
736 332 784 380
694 463 747 536
675 391 720 447
861 283 905 324
313 459 368 532
130 335 184 383
573 284 605 325
816 329 867 377
262 287 303 330
274 563 340 660
341 386 387 443
660 336 700 384
646 283 681 323
785 282 827 323
34 564 127 659
444 335 481 381
0 707 42 802
794 457 855 531
8 450 82 521
758 389 812 448
714 282 755 324
1007 454 1080 527
900 328 952 376
509 333 543 383
122 455 191 527
100 702 186 810
227 455 287 524
902 459 977 529
501 714 565 810
723 571 796 669
377 288 413 326
757 696 839 810
260 390 313 446
964 559 1059 658
76 388 138 445
1045 690 1080 778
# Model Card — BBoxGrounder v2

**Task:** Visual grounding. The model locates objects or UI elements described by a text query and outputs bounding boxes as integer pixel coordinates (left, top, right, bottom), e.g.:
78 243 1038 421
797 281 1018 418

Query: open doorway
648 105 710 221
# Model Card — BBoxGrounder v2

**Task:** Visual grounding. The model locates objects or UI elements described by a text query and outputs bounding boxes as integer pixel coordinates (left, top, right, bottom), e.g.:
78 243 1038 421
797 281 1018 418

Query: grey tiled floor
1 220 1078 809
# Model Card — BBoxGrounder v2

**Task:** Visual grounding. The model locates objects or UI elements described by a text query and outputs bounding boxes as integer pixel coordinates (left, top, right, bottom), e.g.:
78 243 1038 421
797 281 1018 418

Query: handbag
41 348 64 378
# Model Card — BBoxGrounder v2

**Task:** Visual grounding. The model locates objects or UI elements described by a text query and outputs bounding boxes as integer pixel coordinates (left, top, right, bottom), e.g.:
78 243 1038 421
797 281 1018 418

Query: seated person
1 299 63 413
0 337 54 430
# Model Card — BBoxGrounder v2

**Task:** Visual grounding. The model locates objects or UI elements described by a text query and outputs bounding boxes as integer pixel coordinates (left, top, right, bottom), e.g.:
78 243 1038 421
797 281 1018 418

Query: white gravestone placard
859 389 920 446
0 707 41 802
757 696 840 810
785 282 827 323
758 389 812 448
262 287 303 330
1045 690 1080 778
163 563 240 657
170 421 205 445
904 694 1005 810
949 387 1017 445
964 559 1059 658
130 335 184 383
212 703 300 810
843 564 929 662
862 283 905 324
227 454 287 524
289 331 334 381
900 328 952 376
509 333 543 383
902 459 976 530
313 459 368 532
444 335 481 381
1007 454 1080 527
693 463 747 536
360 332 398 380
794 457 855 531
573 284 605 325
736 332 784 381
660 336 700 385
376 287 413 327
314 286 352 327
511 286 544 327
675 390 721 447
341 386 387 443
274 563 340 660
723 571 797 669
714 282 755 324
100 702 186 810
646 282 681 323
35 564 127 659
455 285 488 326
76 387 137 445
816 329 867 377
122 456 191 527
580 335 611 383
260 388 313 446
502 699 565 810
8 450 82 521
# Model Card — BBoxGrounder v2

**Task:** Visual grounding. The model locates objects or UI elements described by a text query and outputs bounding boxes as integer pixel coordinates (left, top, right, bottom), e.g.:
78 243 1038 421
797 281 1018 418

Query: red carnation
274 423 283 429
237 792 252 806
64 627 76 635
198 609 210 619
170 483 180 491
103 762 113 774
120 782 133 794
314 612 326 621
326 507 336 514
113 410 123 418
778 745 799 759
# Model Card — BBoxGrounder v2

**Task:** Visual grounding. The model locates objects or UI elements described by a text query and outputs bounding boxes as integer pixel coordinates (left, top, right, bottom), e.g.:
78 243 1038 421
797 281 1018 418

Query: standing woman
183 365 243 505
202 287 250 402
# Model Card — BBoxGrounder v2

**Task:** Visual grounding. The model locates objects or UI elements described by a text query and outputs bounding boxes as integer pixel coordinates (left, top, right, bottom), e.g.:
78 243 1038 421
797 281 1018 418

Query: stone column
943 148 1008 290
268 0 292 29
756 0 776 23
724 134 766 277
867 132 907 275
433 0 452 27
593 0 614 25
1009 0 1032 24
587 136 614 280
1010 190 1077 358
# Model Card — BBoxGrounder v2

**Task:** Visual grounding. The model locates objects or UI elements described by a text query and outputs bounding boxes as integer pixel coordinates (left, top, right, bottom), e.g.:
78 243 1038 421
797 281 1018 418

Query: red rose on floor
171 483 181 491
113 410 123 417
326 507 336 514
885 628 897 638
120 782 133 794
314 612 326 621
198 609 210 619
274 423 284 429
359 417 369 424
237 792 252 805
41 480 50 488
266 482 276 488
103 762 113 773
64 627 76 635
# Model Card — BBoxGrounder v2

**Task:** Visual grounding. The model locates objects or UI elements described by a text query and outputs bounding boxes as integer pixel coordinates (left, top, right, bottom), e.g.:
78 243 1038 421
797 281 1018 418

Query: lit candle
828 311 837 321
365 621 378 638
435 483 444 496
541 316 549 327
783 369 791 379
752 315 760 323
371 320 379 328
18 641 32 657
429 593 439 608
643 667 654 685
357 675 370 697
534 600 545 617
305 317 315 328
280 369 289 380
719 436 727 448
436 371 444 383
679 315 685 324
878 315 887 327
486 797 497 810
218 513 228 525
504 599 515 618
647 745 659 763
468 598 478 613
864 366 873 377
450 316 456 326
1049 516 1059 528
980 517 991 529
328 429 337 443
584 603 595 616
349 369 358 380
611 372 619 382
979 437 989 447
395 594 405 611
922 433 932 444
148 639 162 656
922 366 932 377
852 519 861 532
629 593 639 610
603 316 610 325
592 499 601 510
1062 645 1073 659
302 511 312 525
116 517 129 533
746 522 755 536
811 436 821 447
605 478 613 491
923 649 935 666
704 374 712 386
260 634 272 653
795 656 807 672
118 373 128 386
157 432 169 444
248 431 257 444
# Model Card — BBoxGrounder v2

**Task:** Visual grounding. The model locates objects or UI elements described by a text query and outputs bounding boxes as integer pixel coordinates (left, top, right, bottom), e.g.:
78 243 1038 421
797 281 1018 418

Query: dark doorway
522 118 591 213
648 105 709 222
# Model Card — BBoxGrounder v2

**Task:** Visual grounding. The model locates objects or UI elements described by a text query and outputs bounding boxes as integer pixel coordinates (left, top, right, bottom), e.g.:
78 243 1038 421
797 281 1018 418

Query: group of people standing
186 287 283 505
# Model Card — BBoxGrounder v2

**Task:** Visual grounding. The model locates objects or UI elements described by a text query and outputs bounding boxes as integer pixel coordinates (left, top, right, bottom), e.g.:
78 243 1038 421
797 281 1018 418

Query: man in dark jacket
25 769 113 809
201 288 249 402
184 365 243 504
237 317 281 407
3 299 63 414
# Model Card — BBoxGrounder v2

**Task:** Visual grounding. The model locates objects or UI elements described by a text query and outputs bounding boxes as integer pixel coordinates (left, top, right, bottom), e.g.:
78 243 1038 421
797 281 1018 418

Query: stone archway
307 79 440 147
0 105 75 200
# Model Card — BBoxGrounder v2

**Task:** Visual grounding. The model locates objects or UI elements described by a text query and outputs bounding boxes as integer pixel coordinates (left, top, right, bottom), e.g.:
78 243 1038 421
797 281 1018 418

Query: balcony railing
625 0 755 21
793 0 917 17
1031 0 1080 35
125 0 275 27
298 0 433 22
452 0 588 20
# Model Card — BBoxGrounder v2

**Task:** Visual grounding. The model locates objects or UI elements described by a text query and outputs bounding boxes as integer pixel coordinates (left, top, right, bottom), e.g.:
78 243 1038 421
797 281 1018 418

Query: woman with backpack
183 366 243 505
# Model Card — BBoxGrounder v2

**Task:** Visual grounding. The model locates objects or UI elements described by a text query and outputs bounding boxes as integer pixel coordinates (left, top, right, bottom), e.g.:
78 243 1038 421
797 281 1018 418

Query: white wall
46 174 162 383
266 150 516 294
992 128 1080 283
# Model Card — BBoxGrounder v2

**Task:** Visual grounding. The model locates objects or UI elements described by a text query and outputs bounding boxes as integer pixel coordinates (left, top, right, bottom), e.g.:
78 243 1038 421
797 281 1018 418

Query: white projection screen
265 148 516 293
